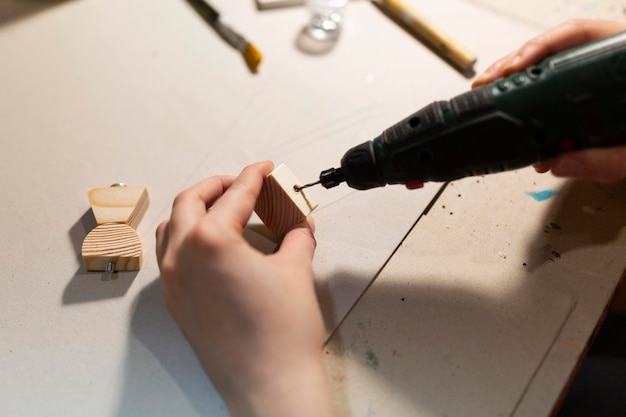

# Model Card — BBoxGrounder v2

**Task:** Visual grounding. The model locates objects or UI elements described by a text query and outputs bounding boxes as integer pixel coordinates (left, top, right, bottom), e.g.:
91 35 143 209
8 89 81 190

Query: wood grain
81 223 143 271
87 185 149 228
254 164 318 237
82 185 149 271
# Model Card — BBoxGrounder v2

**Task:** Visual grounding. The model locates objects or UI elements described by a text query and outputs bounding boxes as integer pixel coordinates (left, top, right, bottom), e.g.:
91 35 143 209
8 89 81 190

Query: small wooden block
87 185 149 228
82 184 148 272
81 223 143 271
254 164 318 237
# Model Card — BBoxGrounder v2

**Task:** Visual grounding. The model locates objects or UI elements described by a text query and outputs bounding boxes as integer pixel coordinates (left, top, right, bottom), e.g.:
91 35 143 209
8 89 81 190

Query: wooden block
81 223 143 271
254 164 318 237
87 185 149 228
82 184 148 272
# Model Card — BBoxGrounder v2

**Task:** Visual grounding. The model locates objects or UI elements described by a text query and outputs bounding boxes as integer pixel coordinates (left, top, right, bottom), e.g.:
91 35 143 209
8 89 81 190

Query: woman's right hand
473 19 626 182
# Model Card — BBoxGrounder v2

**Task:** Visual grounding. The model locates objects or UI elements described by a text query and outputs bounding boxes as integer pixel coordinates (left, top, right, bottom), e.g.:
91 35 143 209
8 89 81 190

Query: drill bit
294 180 320 191
294 168 345 191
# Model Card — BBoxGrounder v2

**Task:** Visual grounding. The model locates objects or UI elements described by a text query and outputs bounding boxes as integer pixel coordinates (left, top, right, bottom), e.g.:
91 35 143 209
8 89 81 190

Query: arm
155 161 338 417
473 19 626 182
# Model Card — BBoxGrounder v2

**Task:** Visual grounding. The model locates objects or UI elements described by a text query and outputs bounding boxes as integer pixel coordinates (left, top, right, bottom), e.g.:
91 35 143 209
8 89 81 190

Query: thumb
275 217 316 265
551 146 626 182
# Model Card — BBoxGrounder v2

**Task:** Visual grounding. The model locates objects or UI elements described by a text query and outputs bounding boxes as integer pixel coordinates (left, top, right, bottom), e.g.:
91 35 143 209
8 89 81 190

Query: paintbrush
185 0 262 73
371 0 476 78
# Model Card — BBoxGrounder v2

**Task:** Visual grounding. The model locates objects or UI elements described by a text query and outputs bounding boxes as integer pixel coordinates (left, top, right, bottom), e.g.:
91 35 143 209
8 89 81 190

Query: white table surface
1 0 624 416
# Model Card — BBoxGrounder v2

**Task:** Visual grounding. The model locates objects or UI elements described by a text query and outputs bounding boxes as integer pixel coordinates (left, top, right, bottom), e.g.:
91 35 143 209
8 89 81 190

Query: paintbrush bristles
243 43 263 73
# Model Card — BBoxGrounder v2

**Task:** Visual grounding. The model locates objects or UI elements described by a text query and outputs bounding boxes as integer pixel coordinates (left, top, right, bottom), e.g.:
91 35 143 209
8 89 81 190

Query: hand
156 161 337 417
473 19 626 182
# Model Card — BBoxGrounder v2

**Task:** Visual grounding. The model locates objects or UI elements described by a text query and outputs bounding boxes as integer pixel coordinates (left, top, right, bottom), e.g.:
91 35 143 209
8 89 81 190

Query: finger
188 175 238 210
505 19 626 73
472 50 517 87
155 220 169 264
168 175 236 241
473 19 626 87
533 161 553 174
551 146 626 182
208 161 274 231
274 218 317 267
306 216 316 234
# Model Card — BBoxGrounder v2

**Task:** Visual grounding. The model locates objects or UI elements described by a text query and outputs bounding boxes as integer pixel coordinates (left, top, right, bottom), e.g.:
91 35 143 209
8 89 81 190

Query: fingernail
473 73 488 85
503 55 521 72
532 162 550 174
472 69 492 86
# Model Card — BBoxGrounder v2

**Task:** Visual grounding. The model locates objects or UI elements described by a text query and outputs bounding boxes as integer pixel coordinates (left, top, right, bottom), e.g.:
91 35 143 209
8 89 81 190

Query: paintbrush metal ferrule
213 17 249 52
186 0 219 22
185 0 262 72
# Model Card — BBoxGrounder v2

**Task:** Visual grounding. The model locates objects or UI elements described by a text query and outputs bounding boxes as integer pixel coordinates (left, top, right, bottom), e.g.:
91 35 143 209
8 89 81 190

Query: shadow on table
113 225 279 416
323 266 577 416
316 268 367 339
0 0 74 27
536 179 626 417
115 278 226 417
115 269 374 417
523 178 626 272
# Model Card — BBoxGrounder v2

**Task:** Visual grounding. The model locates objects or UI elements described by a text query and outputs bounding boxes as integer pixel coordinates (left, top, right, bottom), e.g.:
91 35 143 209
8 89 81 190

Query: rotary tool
296 30 626 192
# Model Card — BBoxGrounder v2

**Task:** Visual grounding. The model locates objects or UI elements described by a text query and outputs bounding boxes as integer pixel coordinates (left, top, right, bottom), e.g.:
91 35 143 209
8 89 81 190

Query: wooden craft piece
254 164 318 237
87 185 149 228
81 185 149 272
81 223 143 271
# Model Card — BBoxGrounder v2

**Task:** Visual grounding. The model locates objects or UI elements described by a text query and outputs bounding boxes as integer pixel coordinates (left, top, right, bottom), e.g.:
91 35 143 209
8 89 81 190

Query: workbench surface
1 1 624 416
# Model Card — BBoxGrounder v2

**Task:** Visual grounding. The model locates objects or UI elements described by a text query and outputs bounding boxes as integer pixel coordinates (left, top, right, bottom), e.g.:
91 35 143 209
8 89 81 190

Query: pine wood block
82 184 149 272
87 185 149 228
254 164 318 237
81 223 143 271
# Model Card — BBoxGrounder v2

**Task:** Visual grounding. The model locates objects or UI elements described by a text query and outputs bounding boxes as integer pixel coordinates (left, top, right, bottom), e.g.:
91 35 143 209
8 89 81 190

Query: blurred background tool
255 0 304 9
372 0 477 77
185 0 262 72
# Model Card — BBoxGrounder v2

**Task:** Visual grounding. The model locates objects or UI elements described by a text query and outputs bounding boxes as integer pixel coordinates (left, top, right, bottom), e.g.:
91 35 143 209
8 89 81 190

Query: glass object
304 0 348 41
